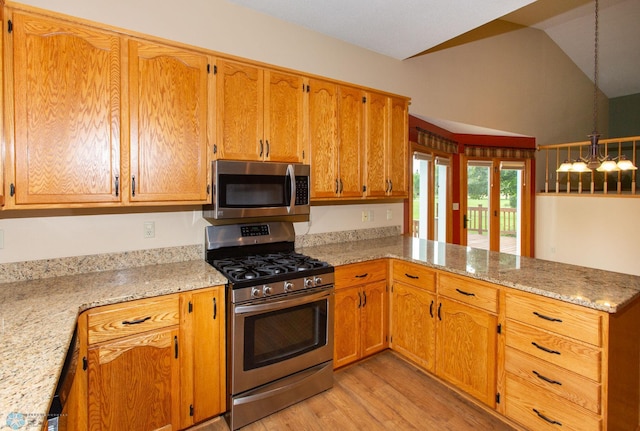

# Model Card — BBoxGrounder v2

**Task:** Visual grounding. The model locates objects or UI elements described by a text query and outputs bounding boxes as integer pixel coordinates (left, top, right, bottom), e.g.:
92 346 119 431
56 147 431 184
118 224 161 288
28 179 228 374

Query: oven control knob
314 276 323 286
304 278 314 288
284 282 294 292
263 285 272 295
251 287 261 298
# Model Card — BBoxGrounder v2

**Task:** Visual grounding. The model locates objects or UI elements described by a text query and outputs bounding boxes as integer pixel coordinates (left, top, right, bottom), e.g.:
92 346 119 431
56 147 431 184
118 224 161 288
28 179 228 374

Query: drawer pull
455 288 475 297
404 273 419 279
533 311 563 323
532 408 562 426
532 370 562 386
122 316 151 325
532 342 561 355
355 273 368 278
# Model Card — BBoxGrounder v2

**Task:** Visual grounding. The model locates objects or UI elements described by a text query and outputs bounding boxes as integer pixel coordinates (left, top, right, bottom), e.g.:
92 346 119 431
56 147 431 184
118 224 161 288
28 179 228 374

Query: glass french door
412 152 449 241
465 159 526 255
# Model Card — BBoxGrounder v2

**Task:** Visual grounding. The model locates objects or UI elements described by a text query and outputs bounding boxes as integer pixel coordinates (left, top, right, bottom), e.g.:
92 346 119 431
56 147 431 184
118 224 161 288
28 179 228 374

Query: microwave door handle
286 164 296 213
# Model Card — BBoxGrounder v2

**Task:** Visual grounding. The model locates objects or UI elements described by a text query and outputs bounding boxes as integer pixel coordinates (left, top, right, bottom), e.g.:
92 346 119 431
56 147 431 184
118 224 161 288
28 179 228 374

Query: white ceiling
226 0 640 99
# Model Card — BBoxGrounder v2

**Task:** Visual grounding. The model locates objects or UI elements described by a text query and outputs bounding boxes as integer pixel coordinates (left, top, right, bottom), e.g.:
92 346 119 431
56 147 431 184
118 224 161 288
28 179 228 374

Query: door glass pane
434 163 447 242
466 163 491 250
499 168 522 255
412 153 430 239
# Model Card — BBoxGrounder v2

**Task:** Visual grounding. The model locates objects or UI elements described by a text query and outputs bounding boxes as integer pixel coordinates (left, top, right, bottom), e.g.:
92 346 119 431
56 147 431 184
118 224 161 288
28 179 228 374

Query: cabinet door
436 297 497 407
216 59 263 160
191 288 226 423
309 79 339 199
264 70 304 162
363 92 388 198
8 11 122 205
337 86 364 198
391 282 436 372
333 285 362 368
388 97 408 198
88 327 180 431
361 280 388 358
129 40 210 203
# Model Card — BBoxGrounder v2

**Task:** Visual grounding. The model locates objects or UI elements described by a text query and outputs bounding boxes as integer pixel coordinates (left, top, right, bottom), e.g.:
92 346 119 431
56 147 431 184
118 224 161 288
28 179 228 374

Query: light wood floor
192 350 519 431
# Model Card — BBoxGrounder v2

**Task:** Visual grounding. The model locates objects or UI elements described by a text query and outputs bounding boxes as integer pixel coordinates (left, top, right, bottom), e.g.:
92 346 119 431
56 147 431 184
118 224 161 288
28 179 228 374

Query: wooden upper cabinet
5 10 123 206
309 79 339 199
336 85 364 198
388 97 409 198
308 81 364 200
364 93 409 199
363 92 388 198
215 59 304 163
128 39 211 204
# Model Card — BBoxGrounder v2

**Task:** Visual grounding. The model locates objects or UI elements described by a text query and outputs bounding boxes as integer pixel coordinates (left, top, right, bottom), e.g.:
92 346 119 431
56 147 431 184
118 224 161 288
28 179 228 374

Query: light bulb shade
571 161 591 172
596 159 620 172
556 161 573 172
617 157 638 171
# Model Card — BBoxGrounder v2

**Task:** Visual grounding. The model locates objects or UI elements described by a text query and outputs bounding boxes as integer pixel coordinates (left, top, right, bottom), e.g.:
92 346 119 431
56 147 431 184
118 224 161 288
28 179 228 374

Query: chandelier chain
592 0 599 134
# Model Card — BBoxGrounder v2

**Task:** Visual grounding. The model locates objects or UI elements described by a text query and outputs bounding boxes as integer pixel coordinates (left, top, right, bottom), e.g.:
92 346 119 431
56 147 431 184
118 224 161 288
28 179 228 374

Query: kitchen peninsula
1 234 639 430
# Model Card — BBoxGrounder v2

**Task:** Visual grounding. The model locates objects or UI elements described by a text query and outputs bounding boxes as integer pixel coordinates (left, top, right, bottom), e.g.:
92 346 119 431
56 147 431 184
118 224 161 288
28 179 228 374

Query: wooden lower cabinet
334 261 388 369
87 326 181 431
80 287 225 431
435 296 498 407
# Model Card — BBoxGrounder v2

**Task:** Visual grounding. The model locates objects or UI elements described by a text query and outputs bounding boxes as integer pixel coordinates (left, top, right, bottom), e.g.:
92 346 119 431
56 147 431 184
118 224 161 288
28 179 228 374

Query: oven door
230 287 334 395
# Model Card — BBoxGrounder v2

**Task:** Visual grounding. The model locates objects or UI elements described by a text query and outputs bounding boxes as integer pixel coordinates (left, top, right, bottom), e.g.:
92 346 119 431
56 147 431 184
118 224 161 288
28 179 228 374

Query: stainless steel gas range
205 221 334 430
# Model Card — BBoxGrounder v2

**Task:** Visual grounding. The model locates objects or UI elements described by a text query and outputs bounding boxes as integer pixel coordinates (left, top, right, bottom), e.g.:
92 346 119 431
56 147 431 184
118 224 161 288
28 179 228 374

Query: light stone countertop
299 235 640 313
0 260 226 431
2 235 640 430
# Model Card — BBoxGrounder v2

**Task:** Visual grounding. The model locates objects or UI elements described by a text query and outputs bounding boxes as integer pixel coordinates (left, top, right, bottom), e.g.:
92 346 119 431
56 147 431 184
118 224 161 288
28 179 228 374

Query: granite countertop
0 260 226 431
2 235 640 430
299 235 640 313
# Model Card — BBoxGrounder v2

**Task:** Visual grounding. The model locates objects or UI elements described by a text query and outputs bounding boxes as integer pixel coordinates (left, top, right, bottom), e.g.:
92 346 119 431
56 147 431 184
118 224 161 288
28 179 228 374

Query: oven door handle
235 288 332 315
286 163 296 214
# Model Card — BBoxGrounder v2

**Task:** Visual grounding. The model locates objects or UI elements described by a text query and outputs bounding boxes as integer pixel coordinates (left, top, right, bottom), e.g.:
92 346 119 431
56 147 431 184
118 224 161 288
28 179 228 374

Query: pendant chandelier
557 0 637 173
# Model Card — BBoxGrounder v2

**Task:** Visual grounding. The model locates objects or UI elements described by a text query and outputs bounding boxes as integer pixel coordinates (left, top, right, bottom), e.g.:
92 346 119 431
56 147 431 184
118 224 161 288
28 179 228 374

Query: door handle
463 214 468 229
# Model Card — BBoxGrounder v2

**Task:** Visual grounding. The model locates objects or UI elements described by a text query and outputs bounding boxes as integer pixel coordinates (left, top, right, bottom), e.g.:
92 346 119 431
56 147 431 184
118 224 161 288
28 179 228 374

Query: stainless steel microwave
203 160 310 220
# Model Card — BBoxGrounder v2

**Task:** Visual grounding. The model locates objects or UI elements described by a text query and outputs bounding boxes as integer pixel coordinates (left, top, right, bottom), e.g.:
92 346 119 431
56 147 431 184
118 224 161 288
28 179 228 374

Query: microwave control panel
295 176 309 205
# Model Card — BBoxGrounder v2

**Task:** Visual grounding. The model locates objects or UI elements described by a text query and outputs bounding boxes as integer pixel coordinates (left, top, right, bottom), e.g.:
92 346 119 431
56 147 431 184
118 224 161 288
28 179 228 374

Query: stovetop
212 251 331 285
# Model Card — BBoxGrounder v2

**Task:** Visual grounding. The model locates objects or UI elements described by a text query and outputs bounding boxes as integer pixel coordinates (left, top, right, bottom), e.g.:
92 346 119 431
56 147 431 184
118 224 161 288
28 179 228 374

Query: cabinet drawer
506 291 603 346
392 260 436 292
505 374 602 431
87 296 179 344
437 273 498 313
505 347 601 414
335 260 387 288
506 320 601 381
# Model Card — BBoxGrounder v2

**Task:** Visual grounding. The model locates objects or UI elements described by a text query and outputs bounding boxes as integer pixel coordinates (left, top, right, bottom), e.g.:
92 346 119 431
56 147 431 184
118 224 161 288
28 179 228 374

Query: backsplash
0 226 402 284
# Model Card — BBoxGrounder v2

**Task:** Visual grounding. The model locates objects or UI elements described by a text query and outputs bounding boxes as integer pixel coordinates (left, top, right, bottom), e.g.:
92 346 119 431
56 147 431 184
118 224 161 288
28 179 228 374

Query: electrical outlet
361 210 369 222
143 221 155 239
386 209 392 220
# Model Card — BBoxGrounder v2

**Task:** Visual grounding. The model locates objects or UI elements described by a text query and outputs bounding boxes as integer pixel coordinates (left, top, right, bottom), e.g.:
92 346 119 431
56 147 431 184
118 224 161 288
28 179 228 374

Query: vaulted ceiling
226 0 640 99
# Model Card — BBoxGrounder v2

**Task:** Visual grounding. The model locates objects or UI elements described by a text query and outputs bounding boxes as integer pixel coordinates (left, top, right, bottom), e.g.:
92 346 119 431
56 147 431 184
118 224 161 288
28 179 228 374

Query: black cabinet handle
532 409 562 426
532 342 561 355
174 335 179 359
10 183 15 197
437 303 442 320
463 214 468 229
429 300 434 318
362 291 367 307
533 311 563 323
131 175 136 197
455 288 475 297
355 273 368 278
389 180 393 192
213 297 217 320
115 175 119 197
532 370 562 386
266 140 270 158
358 292 362 308
335 179 339 194
259 140 264 157
339 179 343 193
405 273 419 279
122 316 151 325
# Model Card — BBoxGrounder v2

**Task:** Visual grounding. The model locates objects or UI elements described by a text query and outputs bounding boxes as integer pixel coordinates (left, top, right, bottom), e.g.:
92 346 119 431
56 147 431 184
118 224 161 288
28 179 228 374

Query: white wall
3 0 631 273
535 195 640 276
